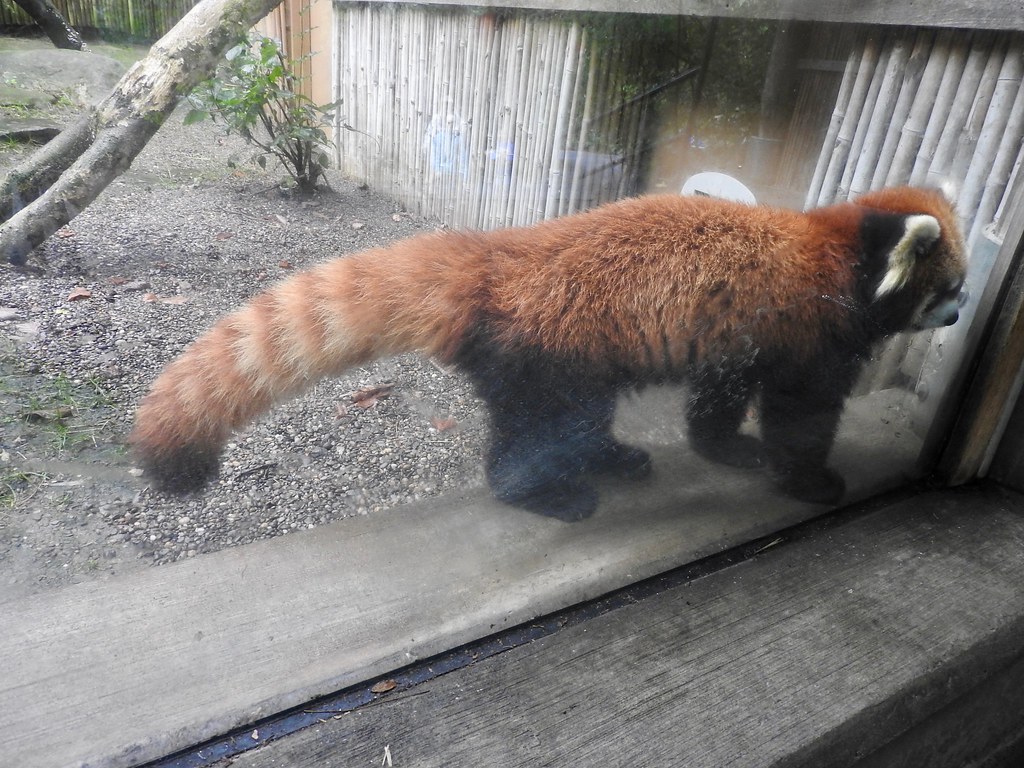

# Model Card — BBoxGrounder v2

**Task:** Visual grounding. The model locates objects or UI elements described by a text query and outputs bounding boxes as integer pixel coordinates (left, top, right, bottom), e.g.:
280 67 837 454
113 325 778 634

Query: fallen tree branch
1 0 283 265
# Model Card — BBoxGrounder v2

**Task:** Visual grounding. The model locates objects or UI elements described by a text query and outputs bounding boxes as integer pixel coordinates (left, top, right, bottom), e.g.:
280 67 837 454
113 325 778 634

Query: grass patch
0 469 47 507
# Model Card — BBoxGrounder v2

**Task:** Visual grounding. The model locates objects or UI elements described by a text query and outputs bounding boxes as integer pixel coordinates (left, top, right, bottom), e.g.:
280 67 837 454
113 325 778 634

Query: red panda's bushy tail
130 231 486 493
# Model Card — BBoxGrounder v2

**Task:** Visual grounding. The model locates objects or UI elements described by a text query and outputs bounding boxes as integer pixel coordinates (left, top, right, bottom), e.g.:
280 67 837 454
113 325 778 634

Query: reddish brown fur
130 188 964 494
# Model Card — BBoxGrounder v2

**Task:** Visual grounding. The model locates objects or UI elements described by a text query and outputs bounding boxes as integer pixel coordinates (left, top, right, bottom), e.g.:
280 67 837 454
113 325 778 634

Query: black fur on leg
459 331 642 520
586 439 653 480
686 357 764 468
137 445 221 495
758 359 856 506
490 475 599 522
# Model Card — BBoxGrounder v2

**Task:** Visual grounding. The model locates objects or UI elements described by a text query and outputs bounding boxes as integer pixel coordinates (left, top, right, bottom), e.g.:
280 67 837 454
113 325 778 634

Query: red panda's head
855 187 968 332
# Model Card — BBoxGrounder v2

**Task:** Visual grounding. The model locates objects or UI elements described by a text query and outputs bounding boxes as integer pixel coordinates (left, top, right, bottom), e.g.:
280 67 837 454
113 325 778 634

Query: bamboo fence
333 4 655 231
806 28 1024 401
806 28 1024 247
0 0 199 39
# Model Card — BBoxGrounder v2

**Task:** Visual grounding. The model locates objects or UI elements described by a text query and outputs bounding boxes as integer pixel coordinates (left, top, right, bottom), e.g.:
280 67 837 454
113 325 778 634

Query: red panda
130 187 967 521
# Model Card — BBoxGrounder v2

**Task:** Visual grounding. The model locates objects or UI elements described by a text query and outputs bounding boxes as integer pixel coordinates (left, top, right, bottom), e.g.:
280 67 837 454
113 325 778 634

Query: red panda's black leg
484 387 652 521
484 399 602 522
759 370 853 505
462 345 650 519
686 363 764 469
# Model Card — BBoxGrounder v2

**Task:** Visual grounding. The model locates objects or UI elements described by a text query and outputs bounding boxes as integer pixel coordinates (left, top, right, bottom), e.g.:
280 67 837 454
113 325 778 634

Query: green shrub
186 35 336 193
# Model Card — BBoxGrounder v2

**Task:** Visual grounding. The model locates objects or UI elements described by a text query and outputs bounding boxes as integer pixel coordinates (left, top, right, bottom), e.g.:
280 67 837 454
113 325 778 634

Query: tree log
12 0 86 51
1 0 283 265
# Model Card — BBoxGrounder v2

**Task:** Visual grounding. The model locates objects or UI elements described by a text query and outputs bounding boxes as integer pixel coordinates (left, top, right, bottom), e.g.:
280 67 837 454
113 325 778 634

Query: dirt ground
0 41 488 601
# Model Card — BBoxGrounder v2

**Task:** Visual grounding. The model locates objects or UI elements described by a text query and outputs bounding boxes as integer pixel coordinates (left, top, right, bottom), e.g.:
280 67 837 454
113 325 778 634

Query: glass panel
3 8 1023 767
329 6 1021 520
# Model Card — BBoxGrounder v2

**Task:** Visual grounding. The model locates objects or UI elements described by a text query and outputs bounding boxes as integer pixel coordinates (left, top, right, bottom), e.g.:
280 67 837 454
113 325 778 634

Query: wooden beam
343 0 1024 32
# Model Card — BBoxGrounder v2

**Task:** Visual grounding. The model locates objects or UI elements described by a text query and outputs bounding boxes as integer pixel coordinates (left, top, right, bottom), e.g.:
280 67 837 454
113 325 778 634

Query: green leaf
183 108 210 126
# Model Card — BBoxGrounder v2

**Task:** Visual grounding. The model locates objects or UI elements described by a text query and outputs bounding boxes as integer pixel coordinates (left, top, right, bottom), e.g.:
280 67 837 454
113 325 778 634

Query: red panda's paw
773 466 845 505
494 478 599 522
135 445 221 495
587 441 652 481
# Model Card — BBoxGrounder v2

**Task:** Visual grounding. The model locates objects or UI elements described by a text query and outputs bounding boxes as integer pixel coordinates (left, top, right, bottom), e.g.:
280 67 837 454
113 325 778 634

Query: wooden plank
350 0 1024 32
232 485 1024 768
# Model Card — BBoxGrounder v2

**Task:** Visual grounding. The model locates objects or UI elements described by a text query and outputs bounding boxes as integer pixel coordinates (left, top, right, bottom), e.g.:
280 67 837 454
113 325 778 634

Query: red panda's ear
939 179 959 206
874 214 941 300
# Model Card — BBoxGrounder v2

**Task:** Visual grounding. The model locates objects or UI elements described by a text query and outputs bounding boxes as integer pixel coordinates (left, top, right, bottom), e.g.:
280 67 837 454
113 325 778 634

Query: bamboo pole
544 21 579 219
440 12 458 222
516 20 541 225
992 147 1022 238
567 33 599 214
965 44 1024 244
368 8 383 193
481 14 507 229
849 34 912 196
337 5 351 174
890 30 956 185
581 30 615 211
814 33 880 206
558 25 587 217
909 34 971 184
521 21 554 224
331 2 342 167
479 14 506 229
373 6 387 193
534 22 563 221
925 32 1000 187
971 86 1023 245
950 36 1009 191
601 31 625 205
510 20 529 227
619 66 646 199
423 11 445 221
391 5 408 206
422 9 439 220
412 7 428 209
351 5 367 185
448 12 467 223
838 35 891 200
464 14 485 227
870 31 934 188
454 12 471 225
500 16 526 227
804 34 862 208
463 15 487 227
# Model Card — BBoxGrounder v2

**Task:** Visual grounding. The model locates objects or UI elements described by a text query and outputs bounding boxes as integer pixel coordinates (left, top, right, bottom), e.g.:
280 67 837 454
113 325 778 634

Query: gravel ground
0 111 487 599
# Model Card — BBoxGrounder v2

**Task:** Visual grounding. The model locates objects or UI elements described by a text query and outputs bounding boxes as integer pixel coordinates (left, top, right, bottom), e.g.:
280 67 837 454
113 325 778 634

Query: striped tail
130 232 484 493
